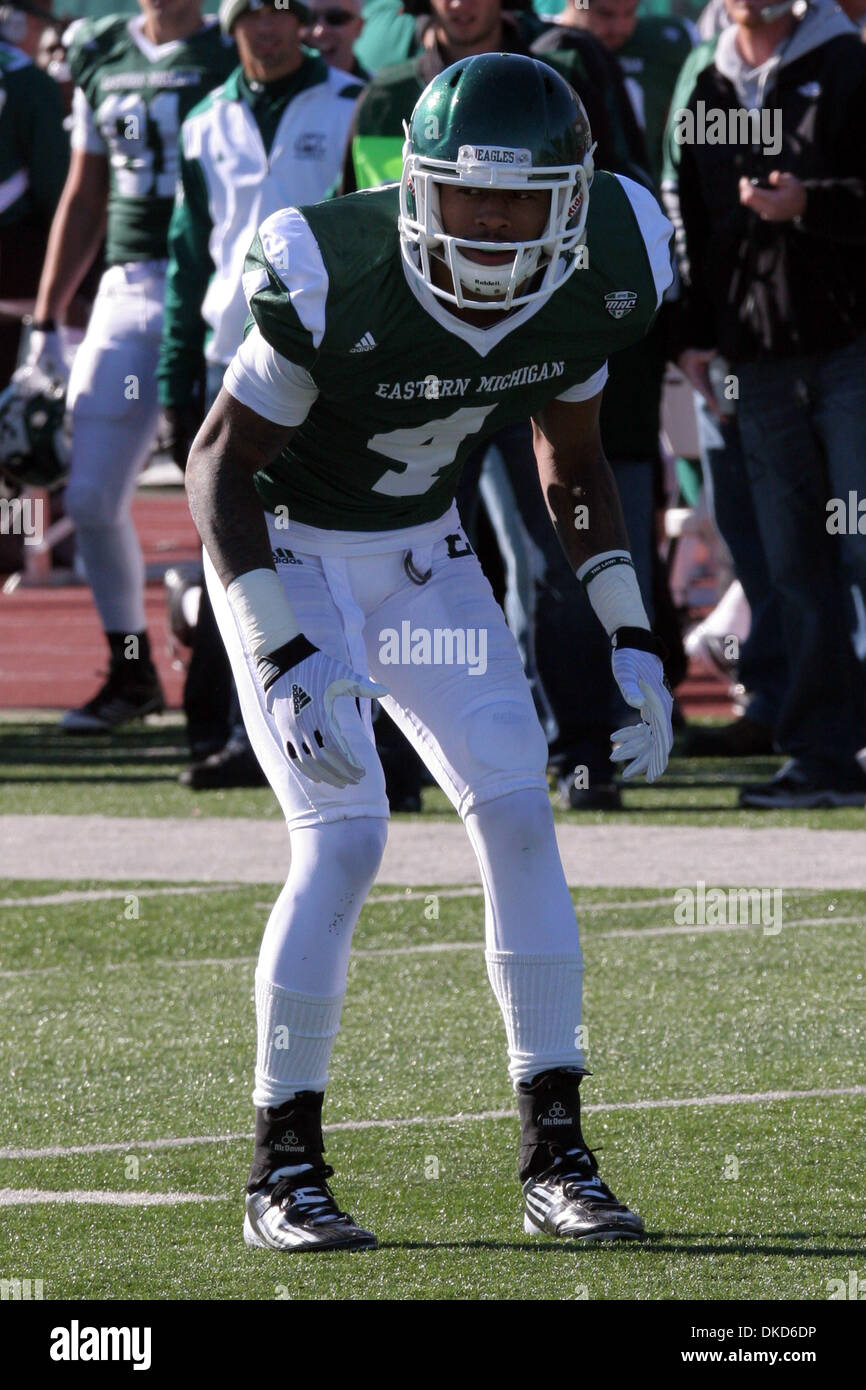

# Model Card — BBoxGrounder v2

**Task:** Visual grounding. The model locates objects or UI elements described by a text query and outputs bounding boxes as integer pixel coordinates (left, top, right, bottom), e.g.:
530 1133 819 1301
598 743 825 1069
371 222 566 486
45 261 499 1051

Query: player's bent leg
206 550 387 1249
465 788 644 1241
243 819 386 1253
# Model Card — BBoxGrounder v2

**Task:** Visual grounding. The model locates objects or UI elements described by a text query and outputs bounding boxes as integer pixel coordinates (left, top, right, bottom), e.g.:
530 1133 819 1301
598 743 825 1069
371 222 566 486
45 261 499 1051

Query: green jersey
0 42 68 229
67 13 236 265
235 175 672 530
615 17 696 187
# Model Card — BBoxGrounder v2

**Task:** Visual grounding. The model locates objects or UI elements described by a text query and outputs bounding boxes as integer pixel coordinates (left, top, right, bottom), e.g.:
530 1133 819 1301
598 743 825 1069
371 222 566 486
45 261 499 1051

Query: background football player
157 0 362 788
29 0 236 732
186 54 675 1250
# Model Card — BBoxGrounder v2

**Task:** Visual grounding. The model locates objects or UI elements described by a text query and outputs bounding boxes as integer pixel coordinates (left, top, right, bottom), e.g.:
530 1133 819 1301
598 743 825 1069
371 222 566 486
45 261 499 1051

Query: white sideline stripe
0 884 244 910
0 915 858 980
2 1085 864 1161
363 889 678 913
0 1188 224 1206
0 885 675 914
593 913 863 940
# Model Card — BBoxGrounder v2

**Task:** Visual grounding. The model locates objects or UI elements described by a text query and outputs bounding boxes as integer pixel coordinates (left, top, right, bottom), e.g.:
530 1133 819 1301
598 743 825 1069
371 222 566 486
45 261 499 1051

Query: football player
29 0 236 732
157 0 362 786
187 53 675 1249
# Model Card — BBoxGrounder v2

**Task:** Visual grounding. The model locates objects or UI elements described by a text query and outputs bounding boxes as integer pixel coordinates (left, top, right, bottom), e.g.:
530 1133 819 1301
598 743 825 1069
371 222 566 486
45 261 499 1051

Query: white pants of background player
206 502 587 1104
65 261 165 634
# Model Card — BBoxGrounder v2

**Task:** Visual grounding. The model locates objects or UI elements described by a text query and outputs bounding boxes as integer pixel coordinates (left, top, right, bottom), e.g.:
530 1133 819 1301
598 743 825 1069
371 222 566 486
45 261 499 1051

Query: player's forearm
534 430 631 573
534 429 651 636
34 185 107 322
187 397 307 665
186 436 276 589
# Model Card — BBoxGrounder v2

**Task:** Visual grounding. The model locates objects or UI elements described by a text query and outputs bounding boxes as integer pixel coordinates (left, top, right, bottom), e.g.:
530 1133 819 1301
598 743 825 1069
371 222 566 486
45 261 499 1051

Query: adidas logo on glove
291 684 311 715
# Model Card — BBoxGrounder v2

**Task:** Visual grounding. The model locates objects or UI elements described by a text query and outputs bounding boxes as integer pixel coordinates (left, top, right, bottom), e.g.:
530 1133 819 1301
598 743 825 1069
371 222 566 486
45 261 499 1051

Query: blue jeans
694 394 787 729
733 331 866 778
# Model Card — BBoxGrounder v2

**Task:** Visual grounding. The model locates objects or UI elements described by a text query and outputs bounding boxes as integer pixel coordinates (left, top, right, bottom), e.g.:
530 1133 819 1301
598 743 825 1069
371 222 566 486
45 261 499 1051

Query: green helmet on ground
399 53 595 312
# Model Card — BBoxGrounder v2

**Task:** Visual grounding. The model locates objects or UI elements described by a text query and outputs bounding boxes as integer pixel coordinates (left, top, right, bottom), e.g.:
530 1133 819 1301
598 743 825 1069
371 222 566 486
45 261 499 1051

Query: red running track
0 490 733 716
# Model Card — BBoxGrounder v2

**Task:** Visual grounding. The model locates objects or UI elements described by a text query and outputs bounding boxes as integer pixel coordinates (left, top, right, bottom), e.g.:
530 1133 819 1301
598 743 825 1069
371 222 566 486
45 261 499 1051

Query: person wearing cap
0 0 53 60
157 0 364 787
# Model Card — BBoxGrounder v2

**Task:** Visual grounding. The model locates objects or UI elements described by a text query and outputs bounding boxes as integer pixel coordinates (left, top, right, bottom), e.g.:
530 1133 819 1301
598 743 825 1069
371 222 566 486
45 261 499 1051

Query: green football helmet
0 363 70 491
400 53 595 312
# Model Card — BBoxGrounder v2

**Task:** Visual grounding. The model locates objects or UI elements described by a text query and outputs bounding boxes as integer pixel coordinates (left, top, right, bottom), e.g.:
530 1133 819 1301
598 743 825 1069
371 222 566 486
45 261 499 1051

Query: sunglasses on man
308 7 356 24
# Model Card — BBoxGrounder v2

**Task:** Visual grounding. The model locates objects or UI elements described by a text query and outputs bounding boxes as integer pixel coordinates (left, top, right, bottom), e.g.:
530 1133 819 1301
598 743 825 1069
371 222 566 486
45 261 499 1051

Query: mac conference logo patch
604 290 638 319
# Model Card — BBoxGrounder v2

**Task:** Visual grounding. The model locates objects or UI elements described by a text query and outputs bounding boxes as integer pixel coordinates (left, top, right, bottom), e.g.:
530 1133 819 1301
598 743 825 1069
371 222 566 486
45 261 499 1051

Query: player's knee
465 701 548 777
324 817 389 889
65 478 118 530
470 787 555 859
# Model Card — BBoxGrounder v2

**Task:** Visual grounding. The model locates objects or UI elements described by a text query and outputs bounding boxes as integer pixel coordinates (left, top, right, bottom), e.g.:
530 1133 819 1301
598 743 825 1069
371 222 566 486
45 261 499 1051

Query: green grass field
2 874 863 1300
2 713 866 827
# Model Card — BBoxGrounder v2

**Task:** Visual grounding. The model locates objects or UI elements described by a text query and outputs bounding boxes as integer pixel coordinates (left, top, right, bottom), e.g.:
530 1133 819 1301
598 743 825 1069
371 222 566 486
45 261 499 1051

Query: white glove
263 642 387 788
24 329 69 387
610 642 673 784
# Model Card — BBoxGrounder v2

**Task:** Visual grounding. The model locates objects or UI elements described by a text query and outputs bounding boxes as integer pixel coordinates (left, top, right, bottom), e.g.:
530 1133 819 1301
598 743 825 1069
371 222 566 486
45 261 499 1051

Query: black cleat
558 774 622 811
523 1146 645 1243
60 666 165 732
180 736 266 789
244 1167 377 1253
517 1067 644 1243
244 1091 376 1252
739 760 866 809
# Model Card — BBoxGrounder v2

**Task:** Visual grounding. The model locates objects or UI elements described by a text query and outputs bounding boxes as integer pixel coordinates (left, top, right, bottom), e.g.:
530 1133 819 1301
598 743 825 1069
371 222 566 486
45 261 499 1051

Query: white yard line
0 885 243 910
2 1084 863 1162
0 914 858 981
363 889 679 912
0 1188 224 1206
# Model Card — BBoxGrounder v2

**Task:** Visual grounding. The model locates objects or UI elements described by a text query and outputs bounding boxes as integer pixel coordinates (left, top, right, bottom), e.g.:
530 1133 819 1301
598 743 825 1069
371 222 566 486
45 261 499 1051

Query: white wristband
576 550 650 637
226 567 301 658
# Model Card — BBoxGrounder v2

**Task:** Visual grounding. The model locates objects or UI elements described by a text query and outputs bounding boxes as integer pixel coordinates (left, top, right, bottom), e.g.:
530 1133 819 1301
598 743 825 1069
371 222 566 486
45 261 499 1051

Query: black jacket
662 12 866 361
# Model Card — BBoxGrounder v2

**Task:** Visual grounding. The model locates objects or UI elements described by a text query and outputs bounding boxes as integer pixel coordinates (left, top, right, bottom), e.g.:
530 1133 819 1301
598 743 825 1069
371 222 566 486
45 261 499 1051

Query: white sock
485 951 586 1086
463 791 586 1085
252 972 344 1107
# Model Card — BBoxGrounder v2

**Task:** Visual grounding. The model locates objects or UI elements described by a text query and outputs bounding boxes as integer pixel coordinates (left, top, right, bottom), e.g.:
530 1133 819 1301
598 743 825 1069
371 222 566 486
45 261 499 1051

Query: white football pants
65 262 165 634
206 504 585 1100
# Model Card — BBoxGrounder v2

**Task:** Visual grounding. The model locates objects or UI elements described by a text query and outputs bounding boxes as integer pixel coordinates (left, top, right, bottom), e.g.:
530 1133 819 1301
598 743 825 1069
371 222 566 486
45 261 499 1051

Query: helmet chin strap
450 245 542 303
